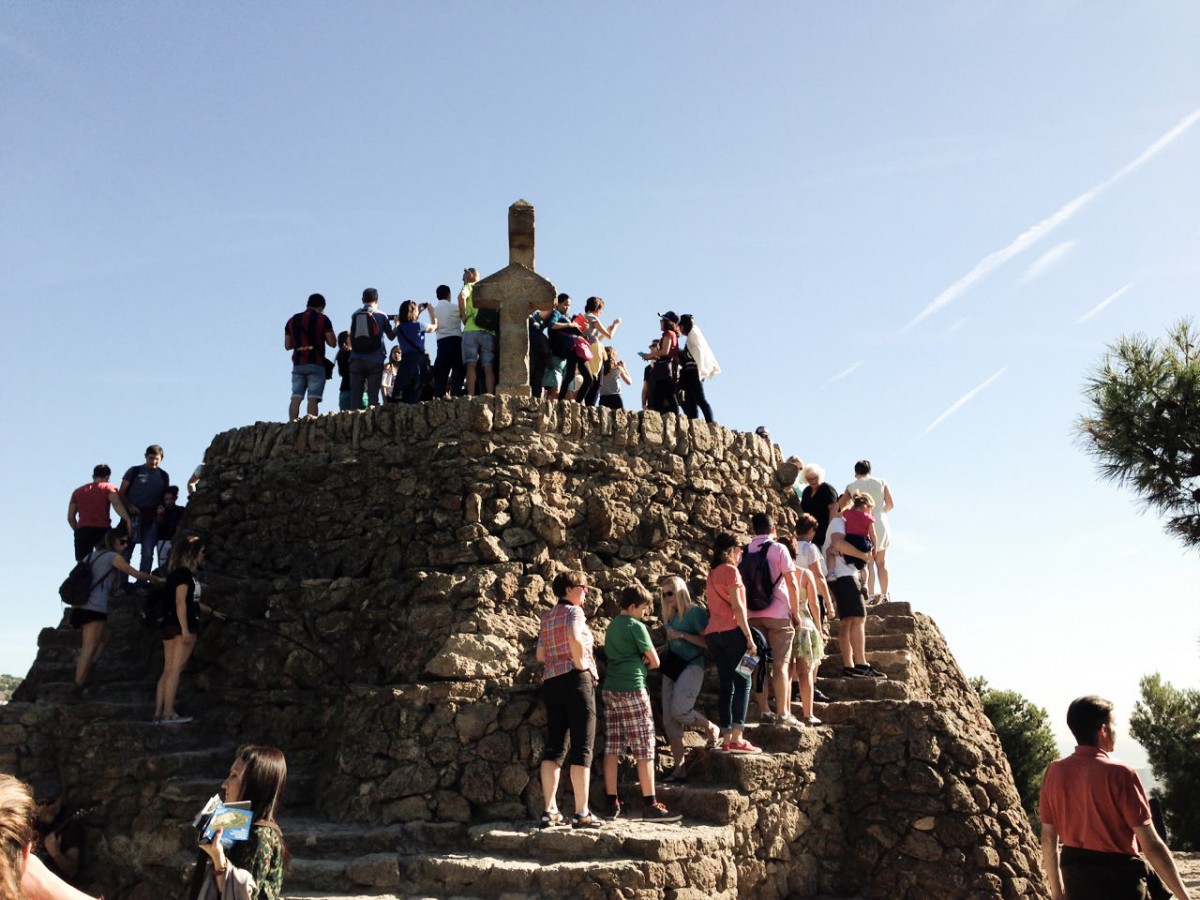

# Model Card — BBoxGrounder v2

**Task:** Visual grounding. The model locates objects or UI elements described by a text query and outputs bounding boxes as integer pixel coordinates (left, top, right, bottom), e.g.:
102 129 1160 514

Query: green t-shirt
461 283 494 335
603 615 654 692
667 606 710 666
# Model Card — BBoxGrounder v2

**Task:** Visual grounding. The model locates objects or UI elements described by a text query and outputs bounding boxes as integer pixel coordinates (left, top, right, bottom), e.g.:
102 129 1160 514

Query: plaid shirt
539 602 596 680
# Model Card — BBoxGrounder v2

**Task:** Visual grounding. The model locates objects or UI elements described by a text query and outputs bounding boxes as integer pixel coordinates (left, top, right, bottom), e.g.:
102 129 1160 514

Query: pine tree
971 678 1058 829
1130 674 1200 850
1077 318 1200 549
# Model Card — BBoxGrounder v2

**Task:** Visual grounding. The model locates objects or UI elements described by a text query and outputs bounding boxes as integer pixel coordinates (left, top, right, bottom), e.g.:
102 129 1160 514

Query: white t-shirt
822 519 857 579
845 475 889 548
434 299 462 341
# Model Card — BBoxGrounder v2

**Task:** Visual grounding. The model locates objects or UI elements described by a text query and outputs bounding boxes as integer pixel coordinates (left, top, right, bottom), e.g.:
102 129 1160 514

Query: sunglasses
662 590 675 597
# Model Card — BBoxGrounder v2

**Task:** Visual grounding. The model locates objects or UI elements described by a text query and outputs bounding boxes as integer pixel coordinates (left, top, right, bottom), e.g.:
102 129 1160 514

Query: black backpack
140 583 173 630
474 306 500 332
59 551 115 607
350 308 382 354
739 540 782 612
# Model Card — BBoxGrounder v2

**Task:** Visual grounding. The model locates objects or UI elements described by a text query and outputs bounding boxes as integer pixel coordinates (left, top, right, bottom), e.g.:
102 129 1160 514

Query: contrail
1076 283 1133 324
1021 240 1077 284
903 109 1200 331
819 360 864 389
918 367 1008 439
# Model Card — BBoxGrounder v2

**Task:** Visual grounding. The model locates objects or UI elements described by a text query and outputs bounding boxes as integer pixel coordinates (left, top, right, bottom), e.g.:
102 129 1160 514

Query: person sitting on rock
31 780 83 886
601 586 681 823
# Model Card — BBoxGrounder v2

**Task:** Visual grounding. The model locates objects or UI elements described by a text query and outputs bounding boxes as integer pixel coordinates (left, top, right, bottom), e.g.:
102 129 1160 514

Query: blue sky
3 3 1198 769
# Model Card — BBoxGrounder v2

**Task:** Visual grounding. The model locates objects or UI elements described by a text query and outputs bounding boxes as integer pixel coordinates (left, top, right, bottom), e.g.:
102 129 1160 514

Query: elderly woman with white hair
797 463 840 549
658 576 721 782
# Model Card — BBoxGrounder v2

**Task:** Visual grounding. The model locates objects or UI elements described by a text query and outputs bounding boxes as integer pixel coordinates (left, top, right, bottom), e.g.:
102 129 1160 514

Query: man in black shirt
32 780 84 885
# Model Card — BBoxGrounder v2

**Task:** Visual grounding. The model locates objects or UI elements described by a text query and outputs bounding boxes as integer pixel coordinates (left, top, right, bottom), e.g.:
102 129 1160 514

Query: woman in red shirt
703 533 761 754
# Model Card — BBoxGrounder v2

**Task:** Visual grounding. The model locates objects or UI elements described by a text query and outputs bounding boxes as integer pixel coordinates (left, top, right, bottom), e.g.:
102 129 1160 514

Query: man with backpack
348 287 397 408
740 512 801 724
284 292 336 420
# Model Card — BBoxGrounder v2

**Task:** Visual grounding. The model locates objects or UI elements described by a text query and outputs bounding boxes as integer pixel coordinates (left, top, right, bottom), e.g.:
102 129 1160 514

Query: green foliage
971 677 1058 829
0 674 21 703
1130 674 1200 850
1077 318 1200 549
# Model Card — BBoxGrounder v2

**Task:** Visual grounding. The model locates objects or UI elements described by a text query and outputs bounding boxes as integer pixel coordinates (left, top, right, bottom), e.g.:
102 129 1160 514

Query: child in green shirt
601 586 682 823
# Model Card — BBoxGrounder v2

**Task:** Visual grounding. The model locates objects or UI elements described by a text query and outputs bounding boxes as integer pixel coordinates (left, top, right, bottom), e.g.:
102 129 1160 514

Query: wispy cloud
917 367 1008 439
819 360 864 389
945 317 969 335
1021 240 1077 284
903 108 1200 331
1075 283 1133 324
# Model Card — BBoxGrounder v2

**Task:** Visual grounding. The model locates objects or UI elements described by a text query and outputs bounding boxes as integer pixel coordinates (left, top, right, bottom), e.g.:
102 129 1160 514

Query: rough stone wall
1 397 1048 898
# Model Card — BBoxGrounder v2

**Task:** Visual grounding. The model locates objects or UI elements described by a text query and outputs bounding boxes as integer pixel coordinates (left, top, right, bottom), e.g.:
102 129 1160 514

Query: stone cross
473 200 558 397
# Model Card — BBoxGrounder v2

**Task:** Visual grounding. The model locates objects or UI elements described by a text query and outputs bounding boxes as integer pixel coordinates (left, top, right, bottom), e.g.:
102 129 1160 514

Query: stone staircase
5 591 1044 899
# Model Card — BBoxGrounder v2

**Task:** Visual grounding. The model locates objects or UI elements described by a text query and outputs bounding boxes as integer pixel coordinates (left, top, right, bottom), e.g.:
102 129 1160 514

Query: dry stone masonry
2 397 1049 899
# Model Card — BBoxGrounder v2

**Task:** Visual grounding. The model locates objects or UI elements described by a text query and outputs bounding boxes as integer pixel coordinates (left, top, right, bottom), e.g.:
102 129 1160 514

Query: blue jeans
127 507 159 574
708 629 751 730
290 363 326 401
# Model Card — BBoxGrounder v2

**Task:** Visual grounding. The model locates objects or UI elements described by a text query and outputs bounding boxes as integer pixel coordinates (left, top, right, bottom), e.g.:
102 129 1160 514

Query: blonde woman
0 775 96 900
658 576 721 782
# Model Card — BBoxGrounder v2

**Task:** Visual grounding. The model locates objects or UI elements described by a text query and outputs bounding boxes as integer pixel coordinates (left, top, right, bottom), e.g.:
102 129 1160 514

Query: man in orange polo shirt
1039 695 1191 900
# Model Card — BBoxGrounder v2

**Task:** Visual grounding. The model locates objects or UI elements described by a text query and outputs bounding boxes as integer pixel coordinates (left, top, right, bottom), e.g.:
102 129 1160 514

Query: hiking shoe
802 715 822 726
855 664 887 679
842 667 867 678
642 802 682 823
540 810 565 828
813 688 833 703
571 812 603 829
604 798 622 820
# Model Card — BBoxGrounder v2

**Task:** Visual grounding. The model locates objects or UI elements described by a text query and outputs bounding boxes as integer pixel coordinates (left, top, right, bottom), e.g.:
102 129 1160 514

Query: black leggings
542 669 596 767
562 354 595 402
678 367 713 422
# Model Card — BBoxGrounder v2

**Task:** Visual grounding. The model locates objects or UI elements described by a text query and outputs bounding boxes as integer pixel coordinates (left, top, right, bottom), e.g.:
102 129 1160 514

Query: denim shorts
291 363 326 400
461 330 496 366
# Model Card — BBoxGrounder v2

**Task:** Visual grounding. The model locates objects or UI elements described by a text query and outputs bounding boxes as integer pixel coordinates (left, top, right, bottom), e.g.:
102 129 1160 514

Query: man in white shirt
430 284 465 398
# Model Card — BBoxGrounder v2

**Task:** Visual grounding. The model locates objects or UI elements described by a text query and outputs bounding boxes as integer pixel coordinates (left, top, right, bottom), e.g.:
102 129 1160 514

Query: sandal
540 810 565 828
705 724 722 749
571 812 603 829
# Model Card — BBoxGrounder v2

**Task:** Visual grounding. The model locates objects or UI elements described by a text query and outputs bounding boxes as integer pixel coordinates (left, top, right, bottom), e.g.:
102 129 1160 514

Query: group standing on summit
282 275 721 422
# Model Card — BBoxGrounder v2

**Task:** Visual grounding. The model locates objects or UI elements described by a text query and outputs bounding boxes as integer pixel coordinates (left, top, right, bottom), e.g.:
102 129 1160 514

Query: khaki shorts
748 616 795 667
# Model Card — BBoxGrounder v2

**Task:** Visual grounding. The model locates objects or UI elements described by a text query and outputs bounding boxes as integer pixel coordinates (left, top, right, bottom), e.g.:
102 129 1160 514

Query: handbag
571 336 593 362
658 649 690 681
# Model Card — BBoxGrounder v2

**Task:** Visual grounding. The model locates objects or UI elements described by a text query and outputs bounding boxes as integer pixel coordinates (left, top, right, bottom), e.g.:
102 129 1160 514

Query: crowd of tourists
536 460 900 829
283 276 721 421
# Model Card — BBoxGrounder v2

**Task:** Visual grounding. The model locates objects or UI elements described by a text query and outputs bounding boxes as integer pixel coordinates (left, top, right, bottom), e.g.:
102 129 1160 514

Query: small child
841 492 876 571
155 486 185 569
602 586 682 824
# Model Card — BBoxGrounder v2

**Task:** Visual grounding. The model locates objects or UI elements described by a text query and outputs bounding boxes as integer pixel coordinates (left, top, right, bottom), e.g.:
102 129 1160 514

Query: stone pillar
509 200 535 269
496 295 531 398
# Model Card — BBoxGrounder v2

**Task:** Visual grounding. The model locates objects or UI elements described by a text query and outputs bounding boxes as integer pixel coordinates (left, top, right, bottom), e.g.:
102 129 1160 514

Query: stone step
283 819 468 860
816 648 911 680
812 675 909 702
822 632 913 653
469 820 731 863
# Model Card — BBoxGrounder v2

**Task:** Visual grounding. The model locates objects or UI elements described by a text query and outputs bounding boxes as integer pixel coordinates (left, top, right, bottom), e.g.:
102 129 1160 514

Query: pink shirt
703 564 744 635
842 508 875 538
745 535 795 621
538 603 597 681
1038 746 1152 855
71 482 118 528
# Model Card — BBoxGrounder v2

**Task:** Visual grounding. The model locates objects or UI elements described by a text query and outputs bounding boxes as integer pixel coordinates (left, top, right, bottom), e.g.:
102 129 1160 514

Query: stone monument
472 199 558 397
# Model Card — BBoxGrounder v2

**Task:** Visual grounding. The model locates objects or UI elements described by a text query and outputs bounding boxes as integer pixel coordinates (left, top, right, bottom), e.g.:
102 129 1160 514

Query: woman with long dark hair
155 535 207 724
597 347 632 410
190 745 289 900
702 533 761 754
643 313 681 414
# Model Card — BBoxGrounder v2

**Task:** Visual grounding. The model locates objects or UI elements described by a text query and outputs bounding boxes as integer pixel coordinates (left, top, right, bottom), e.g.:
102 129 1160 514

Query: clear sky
3 3 1197 770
